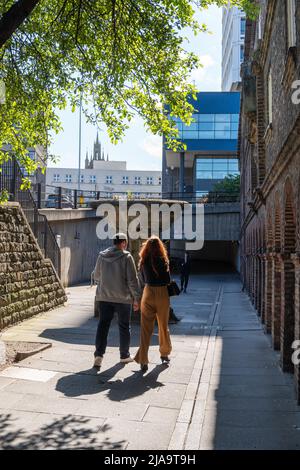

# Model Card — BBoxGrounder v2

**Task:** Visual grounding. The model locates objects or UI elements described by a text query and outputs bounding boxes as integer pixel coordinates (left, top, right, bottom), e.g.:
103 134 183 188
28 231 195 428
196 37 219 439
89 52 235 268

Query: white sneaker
93 356 103 368
120 356 134 364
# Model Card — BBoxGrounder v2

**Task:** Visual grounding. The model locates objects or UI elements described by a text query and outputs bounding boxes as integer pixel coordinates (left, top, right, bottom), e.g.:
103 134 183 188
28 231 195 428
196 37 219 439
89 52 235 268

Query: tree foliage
212 173 240 193
0 0 257 192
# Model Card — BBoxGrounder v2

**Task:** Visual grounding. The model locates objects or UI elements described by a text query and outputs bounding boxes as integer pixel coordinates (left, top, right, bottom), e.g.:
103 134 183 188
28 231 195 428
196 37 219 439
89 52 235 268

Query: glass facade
241 17 246 36
172 114 239 140
195 158 239 195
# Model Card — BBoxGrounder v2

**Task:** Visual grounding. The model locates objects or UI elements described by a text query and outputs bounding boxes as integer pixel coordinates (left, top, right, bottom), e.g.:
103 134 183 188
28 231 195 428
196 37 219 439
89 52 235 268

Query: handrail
36 184 240 208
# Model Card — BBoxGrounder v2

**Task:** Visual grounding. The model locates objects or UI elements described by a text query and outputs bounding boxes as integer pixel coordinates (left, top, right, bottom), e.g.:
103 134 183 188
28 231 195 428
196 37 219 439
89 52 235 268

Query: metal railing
34 185 240 209
0 159 61 277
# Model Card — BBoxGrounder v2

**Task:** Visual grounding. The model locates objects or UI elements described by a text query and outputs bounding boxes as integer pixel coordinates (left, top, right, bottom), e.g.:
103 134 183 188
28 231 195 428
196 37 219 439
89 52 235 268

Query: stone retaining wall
0 203 67 330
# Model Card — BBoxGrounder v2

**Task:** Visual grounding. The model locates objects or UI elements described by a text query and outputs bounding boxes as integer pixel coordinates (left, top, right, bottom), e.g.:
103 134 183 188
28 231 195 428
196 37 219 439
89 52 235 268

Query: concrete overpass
40 200 240 287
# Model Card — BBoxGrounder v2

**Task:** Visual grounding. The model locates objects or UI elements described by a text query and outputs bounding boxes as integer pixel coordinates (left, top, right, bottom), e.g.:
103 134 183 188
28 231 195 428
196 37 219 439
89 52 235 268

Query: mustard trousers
134 285 172 365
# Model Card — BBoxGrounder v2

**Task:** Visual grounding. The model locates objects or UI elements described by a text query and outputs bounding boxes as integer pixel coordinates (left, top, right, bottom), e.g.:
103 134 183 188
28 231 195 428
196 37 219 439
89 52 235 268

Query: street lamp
78 92 82 192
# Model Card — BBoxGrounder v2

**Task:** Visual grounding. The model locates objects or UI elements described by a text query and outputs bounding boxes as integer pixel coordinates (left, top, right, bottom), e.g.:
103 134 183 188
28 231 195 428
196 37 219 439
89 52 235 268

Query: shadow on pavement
55 363 167 402
0 413 125 450
39 322 160 348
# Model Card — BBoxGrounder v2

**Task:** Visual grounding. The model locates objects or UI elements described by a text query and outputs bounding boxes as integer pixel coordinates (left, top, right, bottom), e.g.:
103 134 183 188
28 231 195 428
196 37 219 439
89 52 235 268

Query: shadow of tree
56 363 168 402
0 413 126 450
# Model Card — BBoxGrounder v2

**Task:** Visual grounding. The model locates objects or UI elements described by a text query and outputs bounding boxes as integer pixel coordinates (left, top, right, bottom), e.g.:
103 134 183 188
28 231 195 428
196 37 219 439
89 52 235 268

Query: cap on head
113 232 128 244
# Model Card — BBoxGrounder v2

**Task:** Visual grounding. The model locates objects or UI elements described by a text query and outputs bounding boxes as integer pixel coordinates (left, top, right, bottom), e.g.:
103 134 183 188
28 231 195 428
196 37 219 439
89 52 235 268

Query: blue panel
184 139 238 152
188 92 241 114
165 92 240 153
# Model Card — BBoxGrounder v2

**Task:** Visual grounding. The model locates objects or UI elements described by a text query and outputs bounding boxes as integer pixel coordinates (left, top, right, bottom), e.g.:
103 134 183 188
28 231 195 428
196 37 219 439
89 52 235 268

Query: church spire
93 132 101 161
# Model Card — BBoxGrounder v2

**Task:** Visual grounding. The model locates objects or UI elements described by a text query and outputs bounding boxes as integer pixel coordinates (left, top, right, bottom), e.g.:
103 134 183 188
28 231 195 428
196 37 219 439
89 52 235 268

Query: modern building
222 6 246 91
239 1 300 402
1 143 47 192
46 134 162 197
162 91 241 268
162 92 240 197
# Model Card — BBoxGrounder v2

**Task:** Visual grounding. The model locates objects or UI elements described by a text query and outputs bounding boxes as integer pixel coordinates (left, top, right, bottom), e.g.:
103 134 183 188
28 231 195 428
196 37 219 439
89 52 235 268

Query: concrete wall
40 209 109 287
204 203 240 241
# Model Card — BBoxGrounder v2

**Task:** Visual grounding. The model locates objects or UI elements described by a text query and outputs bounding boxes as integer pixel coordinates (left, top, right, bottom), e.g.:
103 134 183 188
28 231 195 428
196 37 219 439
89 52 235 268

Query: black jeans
95 302 131 359
181 273 190 291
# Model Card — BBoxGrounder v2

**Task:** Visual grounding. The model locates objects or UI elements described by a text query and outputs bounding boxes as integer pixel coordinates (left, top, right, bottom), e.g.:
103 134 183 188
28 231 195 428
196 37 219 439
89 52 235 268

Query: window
258 13 263 40
28 150 36 161
215 122 231 132
135 176 141 185
170 114 239 140
240 45 244 63
53 174 60 183
158 177 162 185
199 131 214 139
287 0 297 48
147 177 153 185
90 175 96 184
199 122 214 131
65 174 72 183
123 176 129 184
106 176 112 184
267 69 273 125
80 174 84 184
215 131 231 139
215 114 230 122
199 114 215 122
241 17 246 37
195 158 240 193
182 130 198 139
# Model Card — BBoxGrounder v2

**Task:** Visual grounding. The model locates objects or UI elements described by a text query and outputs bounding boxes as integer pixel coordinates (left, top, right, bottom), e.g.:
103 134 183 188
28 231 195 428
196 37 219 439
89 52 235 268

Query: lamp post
78 92 82 192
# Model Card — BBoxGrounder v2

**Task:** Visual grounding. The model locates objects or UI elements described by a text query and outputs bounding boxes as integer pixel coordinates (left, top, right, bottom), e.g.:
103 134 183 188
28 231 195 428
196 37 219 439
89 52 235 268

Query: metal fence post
44 217 48 257
58 187 62 209
37 183 42 209
33 207 38 238
10 158 17 201
74 190 78 209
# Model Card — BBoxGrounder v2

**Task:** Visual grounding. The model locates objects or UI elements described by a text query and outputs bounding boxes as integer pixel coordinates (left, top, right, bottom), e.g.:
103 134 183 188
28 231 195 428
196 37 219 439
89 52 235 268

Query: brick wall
239 0 300 402
0 203 67 329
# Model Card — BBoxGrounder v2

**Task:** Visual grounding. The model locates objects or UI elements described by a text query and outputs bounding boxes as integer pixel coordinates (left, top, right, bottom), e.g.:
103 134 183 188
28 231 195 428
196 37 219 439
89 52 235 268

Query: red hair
139 236 169 274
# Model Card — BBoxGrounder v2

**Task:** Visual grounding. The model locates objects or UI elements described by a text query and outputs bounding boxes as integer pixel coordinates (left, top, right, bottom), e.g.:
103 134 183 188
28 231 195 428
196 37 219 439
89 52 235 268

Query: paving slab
0 366 57 382
1 275 300 449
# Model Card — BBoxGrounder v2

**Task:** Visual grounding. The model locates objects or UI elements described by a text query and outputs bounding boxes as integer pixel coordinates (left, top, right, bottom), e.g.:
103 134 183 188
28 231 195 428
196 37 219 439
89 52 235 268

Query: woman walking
134 236 172 372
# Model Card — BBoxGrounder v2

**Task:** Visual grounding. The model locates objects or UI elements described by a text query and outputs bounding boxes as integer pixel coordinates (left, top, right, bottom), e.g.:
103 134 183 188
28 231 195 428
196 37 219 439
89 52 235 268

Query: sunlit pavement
0 274 300 450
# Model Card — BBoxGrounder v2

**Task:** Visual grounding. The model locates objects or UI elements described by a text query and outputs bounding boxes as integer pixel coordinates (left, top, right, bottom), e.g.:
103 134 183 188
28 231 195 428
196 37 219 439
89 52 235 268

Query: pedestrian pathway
0 273 300 449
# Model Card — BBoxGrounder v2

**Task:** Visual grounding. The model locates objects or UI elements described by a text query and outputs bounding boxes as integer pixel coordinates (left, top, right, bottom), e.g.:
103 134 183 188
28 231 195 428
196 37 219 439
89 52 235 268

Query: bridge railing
0 159 61 277
35 185 240 209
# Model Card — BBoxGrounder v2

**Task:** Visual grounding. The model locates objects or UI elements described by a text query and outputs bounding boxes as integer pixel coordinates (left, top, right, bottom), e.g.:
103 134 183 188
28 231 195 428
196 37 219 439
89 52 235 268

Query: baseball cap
113 232 128 242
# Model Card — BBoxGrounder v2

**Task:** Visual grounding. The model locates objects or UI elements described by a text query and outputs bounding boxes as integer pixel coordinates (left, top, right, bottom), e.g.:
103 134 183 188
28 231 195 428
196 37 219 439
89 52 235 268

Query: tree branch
0 0 40 48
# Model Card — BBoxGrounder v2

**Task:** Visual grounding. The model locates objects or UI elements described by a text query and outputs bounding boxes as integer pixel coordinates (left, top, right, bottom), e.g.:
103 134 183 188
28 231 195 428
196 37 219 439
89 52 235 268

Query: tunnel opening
169 240 240 274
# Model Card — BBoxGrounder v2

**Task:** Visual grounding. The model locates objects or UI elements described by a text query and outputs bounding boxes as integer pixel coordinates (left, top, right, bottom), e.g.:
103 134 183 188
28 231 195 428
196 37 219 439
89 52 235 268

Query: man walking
93 233 141 368
180 252 191 293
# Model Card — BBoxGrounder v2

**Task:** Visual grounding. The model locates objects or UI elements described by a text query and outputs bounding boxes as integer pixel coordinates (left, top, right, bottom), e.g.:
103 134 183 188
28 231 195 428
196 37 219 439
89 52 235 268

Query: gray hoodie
93 246 141 304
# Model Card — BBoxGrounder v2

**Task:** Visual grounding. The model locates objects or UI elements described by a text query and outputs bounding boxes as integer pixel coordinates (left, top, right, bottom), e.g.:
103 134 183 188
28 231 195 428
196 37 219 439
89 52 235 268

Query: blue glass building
162 91 240 197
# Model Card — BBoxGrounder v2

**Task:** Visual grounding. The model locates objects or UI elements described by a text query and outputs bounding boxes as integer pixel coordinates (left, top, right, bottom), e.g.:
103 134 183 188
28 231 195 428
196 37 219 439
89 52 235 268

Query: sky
48 5 222 171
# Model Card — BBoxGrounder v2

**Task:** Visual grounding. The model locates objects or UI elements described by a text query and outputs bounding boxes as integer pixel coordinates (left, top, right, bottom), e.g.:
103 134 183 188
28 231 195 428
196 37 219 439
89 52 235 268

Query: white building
222 6 246 91
46 134 162 198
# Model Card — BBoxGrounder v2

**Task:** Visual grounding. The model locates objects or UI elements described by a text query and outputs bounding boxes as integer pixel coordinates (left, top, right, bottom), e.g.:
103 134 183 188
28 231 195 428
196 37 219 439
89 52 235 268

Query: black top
140 256 171 286
180 258 191 276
